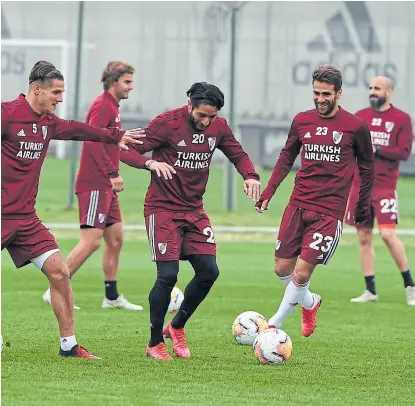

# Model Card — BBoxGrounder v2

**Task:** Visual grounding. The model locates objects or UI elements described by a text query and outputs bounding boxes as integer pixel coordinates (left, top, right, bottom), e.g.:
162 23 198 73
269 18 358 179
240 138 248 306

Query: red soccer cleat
163 321 191 358
301 295 322 337
146 342 173 360
59 344 101 360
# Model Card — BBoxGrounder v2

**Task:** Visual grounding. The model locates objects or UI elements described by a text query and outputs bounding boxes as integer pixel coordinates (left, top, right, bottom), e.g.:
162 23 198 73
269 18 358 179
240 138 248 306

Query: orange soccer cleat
163 321 191 358
146 342 173 360
59 344 101 360
301 294 322 337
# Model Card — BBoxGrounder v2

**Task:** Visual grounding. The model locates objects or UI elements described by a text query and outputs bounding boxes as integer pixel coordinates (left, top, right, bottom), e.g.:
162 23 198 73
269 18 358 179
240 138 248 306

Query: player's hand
118 128 146 151
255 199 269 213
110 175 124 192
148 161 177 180
244 179 261 202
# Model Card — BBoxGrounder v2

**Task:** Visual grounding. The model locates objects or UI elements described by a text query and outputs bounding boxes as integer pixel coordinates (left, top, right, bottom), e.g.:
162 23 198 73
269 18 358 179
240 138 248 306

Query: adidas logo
307 2 381 53
17 129 26 137
317 254 324 260
177 140 186 147
304 132 311 139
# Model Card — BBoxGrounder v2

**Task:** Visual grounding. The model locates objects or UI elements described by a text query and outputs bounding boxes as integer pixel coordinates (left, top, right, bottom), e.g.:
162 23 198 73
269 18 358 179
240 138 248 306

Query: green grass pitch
1 158 414 405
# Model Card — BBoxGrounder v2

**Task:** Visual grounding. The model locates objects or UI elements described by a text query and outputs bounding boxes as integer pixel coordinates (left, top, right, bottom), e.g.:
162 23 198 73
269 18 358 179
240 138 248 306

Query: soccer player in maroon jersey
1 60 145 359
256 65 374 336
42 62 143 311
346 76 415 305
120 82 261 360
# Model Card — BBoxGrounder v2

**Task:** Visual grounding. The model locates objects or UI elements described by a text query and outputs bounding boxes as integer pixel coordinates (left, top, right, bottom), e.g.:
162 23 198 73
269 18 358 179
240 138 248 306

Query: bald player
346 76 414 305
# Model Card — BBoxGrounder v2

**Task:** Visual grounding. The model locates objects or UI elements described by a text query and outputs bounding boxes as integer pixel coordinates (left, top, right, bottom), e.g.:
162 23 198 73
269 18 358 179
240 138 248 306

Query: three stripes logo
306 2 381 54
292 1 397 88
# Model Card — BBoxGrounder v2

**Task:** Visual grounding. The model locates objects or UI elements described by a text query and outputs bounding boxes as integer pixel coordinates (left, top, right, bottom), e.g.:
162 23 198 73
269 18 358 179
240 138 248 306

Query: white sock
278 273 293 287
60 335 77 351
301 284 315 309
268 279 310 328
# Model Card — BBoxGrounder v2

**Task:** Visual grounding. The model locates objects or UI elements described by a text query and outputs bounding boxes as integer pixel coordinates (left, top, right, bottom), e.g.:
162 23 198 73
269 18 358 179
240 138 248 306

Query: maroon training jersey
260 107 374 221
352 105 413 190
75 91 122 193
120 106 259 216
1 94 124 218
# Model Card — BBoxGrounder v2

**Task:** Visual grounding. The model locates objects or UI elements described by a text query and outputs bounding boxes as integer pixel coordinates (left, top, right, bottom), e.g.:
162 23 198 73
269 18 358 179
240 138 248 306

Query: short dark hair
29 60 64 84
186 82 225 110
101 61 135 90
312 64 342 92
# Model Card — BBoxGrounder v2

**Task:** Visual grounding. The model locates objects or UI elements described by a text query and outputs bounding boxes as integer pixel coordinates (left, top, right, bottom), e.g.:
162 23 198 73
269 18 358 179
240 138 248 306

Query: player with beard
256 65 374 336
346 76 414 305
120 82 261 359
42 62 143 311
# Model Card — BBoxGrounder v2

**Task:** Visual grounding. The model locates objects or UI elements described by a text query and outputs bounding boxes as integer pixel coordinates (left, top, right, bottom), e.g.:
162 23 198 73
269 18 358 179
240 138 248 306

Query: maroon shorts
77 190 122 229
345 186 398 228
276 204 343 266
145 210 216 261
1 216 59 268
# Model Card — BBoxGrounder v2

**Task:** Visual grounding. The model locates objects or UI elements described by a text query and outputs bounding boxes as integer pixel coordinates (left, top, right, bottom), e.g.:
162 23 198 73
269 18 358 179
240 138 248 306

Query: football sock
60 335 77 351
364 275 376 295
105 280 119 301
171 275 214 329
148 280 172 347
278 273 293 287
268 279 309 328
401 270 414 288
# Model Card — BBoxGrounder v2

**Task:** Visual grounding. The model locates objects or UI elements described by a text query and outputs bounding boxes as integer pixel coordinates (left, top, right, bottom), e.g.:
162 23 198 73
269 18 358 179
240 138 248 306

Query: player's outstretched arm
217 123 261 201
255 119 302 213
52 116 146 150
354 122 375 224
373 114 413 161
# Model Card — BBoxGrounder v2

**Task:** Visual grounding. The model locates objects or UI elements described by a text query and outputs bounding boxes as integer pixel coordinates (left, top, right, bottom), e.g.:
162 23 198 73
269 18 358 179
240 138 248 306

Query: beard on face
188 112 206 132
369 94 386 109
314 98 337 117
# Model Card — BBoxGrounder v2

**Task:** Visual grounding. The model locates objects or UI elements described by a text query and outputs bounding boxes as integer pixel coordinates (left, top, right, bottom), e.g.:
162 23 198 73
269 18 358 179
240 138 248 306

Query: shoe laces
76 346 96 358
157 343 171 358
173 328 187 348
301 307 315 324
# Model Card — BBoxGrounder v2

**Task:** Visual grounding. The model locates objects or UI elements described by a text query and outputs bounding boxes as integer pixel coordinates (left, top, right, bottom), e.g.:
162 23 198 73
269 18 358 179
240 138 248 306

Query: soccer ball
168 286 184 313
232 311 268 345
253 328 293 365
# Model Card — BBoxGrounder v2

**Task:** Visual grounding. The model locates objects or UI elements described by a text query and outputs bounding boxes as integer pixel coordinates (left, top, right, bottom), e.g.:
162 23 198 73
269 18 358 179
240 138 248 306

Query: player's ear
32 83 41 95
336 88 342 99
187 100 192 113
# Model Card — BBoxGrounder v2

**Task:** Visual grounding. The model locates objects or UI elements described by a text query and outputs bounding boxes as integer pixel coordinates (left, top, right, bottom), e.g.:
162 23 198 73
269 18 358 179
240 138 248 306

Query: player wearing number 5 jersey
256 65 374 337
120 82 261 360
346 76 415 305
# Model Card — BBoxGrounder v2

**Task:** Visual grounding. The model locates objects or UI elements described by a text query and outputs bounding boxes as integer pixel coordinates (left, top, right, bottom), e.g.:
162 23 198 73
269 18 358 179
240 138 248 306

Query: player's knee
48 263 70 284
379 228 396 246
191 255 220 284
156 261 179 288
358 229 372 247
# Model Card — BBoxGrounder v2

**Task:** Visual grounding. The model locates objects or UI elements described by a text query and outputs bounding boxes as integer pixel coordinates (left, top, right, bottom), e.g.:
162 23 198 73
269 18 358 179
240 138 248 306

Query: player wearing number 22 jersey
346 76 415 306
256 65 374 339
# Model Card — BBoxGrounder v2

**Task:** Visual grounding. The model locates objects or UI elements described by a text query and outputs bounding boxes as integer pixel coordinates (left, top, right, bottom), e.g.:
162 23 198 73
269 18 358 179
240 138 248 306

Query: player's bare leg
43 228 103 309
102 223 143 310
269 258 321 336
351 227 378 303
42 252 99 359
274 257 296 286
379 227 415 305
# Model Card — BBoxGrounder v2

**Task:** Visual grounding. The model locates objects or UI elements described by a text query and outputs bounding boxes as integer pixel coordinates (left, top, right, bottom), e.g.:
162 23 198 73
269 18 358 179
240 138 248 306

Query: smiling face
32 79 65 115
312 80 342 117
110 73 134 101
187 102 218 132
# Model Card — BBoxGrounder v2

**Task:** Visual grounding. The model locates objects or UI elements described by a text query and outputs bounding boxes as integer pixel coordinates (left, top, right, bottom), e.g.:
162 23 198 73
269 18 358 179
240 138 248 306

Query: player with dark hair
256 65 374 336
346 76 414 305
1 60 144 359
42 61 143 311
120 82 261 360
